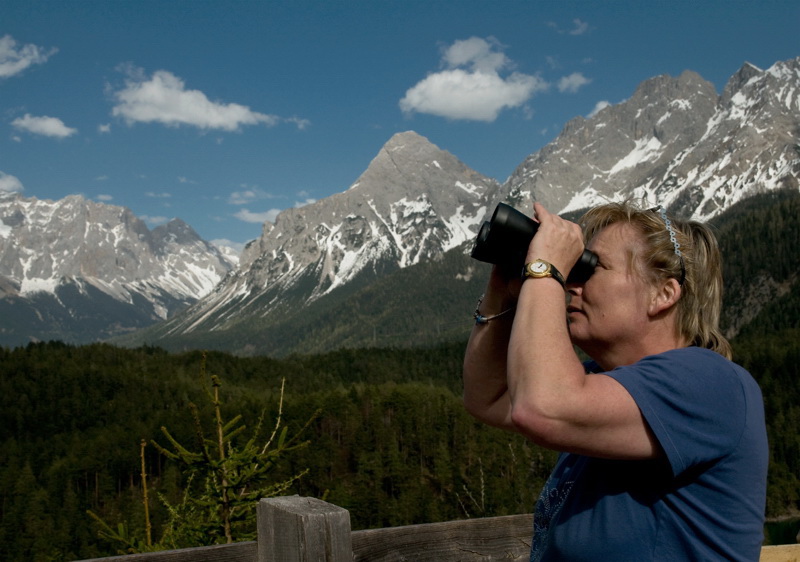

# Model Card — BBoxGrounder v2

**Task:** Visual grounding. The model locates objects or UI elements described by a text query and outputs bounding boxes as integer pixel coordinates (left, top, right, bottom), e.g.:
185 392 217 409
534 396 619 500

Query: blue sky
1 0 798 251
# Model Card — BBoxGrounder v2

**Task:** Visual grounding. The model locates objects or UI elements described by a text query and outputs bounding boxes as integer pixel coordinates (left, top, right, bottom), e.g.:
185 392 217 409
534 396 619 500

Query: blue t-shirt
531 347 768 561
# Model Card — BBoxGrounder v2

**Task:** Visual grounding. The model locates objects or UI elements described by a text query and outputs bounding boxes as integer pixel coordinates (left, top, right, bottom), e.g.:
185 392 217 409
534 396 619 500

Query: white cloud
588 100 611 118
211 238 245 255
145 191 172 198
234 208 280 223
441 36 509 74
228 186 278 205
140 215 169 226
98 123 111 133
569 19 590 36
111 67 308 132
230 191 257 205
294 197 316 208
0 171 24 193
293 191 316 208
558 72 591 93
96 194 113 201
12 114 77 138
285 116 311 130
233 196 315 225
548 19 590 36
229 189 260 205
400 37 548 122
0 35 57 78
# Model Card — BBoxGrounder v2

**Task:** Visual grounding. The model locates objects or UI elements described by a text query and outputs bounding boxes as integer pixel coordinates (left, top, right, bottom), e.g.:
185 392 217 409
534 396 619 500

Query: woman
463 201 767 561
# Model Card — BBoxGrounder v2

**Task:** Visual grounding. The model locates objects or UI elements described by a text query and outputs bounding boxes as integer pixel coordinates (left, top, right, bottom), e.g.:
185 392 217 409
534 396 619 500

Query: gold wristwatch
523 259 566 289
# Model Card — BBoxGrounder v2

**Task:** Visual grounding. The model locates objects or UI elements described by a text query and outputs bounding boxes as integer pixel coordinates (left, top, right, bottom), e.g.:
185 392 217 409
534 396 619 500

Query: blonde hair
579 201 732 359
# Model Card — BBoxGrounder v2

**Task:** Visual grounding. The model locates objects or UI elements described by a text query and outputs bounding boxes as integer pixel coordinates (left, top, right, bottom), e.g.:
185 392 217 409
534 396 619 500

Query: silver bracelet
473 294 514 325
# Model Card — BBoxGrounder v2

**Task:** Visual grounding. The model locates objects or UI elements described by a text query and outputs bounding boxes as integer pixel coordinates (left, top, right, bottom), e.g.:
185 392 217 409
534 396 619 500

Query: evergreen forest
1 190 799 559
1 330 799 560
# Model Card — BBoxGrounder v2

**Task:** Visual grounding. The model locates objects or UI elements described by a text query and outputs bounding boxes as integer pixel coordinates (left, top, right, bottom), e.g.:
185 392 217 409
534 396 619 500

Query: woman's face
566 222 656 357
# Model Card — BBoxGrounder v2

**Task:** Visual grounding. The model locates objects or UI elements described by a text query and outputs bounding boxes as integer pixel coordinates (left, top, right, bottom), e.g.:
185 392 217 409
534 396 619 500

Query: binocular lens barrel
471 203 598 284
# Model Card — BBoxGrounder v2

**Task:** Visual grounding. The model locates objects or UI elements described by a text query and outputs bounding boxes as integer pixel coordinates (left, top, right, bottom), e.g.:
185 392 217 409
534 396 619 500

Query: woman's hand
526 202 586 277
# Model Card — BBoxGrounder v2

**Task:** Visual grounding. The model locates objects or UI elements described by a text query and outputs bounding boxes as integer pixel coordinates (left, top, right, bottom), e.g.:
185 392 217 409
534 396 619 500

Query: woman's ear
649 278 682 317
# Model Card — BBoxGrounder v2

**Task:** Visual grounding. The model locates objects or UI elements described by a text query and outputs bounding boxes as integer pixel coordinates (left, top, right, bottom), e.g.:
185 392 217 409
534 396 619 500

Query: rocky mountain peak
159 130 501 337
722 61 763 98
350 130 495 207
152 217 193 241
0 194 235 345
631 69 711 106
382 129 432 151
504 69 719 214
503 58 800 220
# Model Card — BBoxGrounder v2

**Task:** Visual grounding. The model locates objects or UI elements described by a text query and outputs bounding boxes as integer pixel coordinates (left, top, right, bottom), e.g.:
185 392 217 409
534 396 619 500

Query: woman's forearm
507 278 589 443
463 313 514 428
462 272 519 430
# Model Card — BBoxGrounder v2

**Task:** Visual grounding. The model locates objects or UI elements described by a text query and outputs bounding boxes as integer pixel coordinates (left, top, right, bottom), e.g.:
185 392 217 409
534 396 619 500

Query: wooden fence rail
78 495 800 562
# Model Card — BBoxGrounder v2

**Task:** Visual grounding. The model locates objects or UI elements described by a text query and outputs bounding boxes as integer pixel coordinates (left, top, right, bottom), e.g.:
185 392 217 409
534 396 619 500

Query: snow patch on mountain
609 137 664 175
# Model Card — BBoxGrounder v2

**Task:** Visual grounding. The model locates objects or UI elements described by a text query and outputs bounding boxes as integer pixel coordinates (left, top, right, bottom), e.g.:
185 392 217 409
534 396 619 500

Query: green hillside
123 245 489 356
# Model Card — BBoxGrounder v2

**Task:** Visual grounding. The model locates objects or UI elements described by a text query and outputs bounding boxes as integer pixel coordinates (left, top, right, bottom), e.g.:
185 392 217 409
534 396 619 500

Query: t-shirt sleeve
605 348 748 477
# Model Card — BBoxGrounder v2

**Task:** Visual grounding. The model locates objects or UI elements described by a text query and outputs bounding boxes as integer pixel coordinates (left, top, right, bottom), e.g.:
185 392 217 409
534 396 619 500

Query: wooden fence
78 495 800 562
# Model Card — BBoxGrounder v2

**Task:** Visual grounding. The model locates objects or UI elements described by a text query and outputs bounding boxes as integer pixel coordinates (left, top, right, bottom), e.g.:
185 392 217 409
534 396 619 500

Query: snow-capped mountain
0 193 235 345
506 58 800 219
241 130 498 293
146 57 799 349
4 56 799 351
155 131 500 336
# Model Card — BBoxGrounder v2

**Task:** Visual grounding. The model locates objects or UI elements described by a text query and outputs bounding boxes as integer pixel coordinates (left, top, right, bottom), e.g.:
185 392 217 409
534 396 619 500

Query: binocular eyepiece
471 203 598 284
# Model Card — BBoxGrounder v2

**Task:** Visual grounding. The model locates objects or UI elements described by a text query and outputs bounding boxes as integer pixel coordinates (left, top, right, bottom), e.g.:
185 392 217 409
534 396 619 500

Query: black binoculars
471 203 598 284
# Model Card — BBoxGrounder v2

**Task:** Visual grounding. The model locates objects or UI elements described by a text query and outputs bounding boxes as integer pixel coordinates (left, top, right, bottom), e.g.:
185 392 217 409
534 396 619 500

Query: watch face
532 261 548 274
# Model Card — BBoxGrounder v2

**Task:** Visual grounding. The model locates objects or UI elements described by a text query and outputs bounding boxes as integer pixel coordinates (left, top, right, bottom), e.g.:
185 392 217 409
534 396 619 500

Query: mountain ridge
2 56 799 350
141 57 798 352
0 192 235 346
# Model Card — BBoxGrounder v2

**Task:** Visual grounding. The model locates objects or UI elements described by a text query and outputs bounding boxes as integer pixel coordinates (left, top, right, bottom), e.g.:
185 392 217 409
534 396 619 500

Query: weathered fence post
257 496 352 561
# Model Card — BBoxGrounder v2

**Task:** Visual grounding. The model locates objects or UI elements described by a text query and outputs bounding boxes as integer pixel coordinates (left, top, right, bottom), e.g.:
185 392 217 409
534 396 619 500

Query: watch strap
523 259 566 289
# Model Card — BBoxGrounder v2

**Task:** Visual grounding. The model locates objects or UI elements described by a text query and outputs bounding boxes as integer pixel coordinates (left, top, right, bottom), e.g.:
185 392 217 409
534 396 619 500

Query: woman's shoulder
648 347 758 391
660 346 728 364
